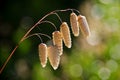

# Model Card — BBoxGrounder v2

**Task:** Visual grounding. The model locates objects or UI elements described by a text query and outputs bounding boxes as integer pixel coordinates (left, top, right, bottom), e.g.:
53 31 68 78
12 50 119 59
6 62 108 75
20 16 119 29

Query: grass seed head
78 15 91 37
60 22 72 48
52 31 63 55
70 12 79 37
38 43 48 68
47 45 60 70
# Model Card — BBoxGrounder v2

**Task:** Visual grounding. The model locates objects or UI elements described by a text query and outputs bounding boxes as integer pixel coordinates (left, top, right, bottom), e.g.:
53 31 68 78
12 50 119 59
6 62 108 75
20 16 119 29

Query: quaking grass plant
0 9 90 73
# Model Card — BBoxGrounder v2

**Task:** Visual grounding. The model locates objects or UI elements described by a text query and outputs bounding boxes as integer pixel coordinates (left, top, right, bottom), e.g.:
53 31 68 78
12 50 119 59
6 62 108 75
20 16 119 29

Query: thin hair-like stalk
24 33 51 42
38 20 57 31
54 8 80 14
53 13 63 23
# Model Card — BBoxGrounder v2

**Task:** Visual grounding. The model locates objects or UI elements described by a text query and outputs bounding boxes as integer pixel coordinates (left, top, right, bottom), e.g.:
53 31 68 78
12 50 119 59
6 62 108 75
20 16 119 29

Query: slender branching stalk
0 9 82 74
38 20 57 31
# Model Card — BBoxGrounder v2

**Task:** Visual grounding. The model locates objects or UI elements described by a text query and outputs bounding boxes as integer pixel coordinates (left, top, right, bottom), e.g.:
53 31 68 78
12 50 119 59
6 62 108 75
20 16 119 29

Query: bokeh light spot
87 31 101 46
110 44 120 60
69 64 83 77
98 67 111 80
91 4 104 19
99 0 114 4
106 59 118 72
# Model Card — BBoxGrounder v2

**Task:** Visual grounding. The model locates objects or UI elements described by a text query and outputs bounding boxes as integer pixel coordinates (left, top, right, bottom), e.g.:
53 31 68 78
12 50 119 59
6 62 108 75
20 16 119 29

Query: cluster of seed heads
0 9 90 74
38 10 90 70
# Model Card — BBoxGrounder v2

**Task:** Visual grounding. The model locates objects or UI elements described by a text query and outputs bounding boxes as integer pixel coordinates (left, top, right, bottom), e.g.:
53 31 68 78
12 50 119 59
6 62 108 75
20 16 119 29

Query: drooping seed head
38 43 47 68
70 12 79 37
78 15 91 37
47 45 60 70
60 22 72 48
52 31 63 55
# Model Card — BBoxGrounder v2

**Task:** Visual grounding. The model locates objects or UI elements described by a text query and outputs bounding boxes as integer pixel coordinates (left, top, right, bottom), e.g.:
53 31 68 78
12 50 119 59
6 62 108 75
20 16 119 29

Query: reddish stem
0 45 18 74
0 8 79 74
0 10 55 74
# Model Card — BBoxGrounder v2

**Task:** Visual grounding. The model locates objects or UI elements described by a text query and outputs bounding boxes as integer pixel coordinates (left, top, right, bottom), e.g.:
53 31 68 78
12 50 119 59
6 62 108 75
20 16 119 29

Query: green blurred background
0 0 120 80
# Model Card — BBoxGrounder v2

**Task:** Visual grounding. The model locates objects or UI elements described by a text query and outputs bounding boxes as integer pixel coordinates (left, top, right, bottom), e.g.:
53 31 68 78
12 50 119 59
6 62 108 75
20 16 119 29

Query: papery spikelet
70 12 79 36
47 45 60 70
60 22 71 48
78 15 90 37
52 31 63 55
38 43 47 68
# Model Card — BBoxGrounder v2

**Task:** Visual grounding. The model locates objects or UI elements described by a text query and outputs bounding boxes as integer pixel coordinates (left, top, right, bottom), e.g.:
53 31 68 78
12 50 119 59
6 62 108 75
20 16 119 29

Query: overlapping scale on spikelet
52 31 63 55
70 12 79 37
60 22 72 48
38 43 47 68
78 15 91 37
47 45 60 70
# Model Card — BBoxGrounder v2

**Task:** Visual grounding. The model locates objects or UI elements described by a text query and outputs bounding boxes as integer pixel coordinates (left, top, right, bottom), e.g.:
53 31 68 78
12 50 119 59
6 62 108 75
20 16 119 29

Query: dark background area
0 0 84 80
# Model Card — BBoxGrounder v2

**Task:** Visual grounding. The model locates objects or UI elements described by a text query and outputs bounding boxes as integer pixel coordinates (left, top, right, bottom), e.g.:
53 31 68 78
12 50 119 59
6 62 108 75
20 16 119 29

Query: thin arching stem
38 20 57 31
19 11 54 43
71 9 80 14
20 8 80 43
36 34 43 43
54 8 80 14
0 45 19 74
53 13 62 23
0 10 55 74
71 9 74 13
25 33 43 43
24 33 51 41
0 9 80 74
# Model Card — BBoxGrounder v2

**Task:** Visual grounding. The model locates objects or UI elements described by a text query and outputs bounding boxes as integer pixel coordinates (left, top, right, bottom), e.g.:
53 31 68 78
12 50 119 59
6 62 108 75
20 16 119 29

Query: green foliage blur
0 0 120 80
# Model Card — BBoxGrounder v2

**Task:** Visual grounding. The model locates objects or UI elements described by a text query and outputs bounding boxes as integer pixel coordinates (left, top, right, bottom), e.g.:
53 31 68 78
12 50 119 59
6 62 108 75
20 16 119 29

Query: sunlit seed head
52 31 63 55
70 12 79 37
38 43 48 68
47 45 60 70
60 22 72 48
78 15 91 38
